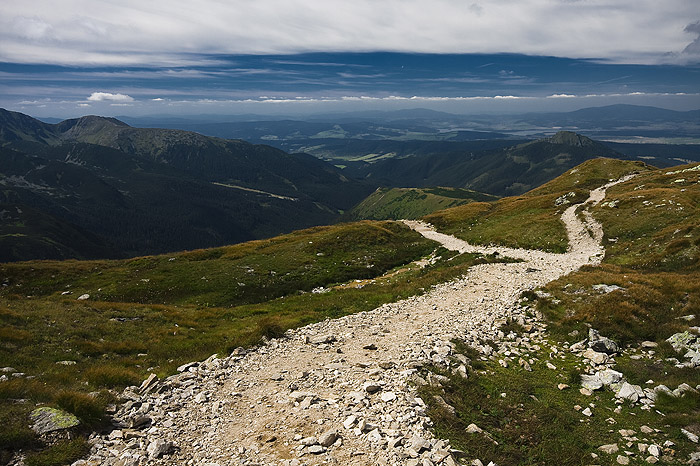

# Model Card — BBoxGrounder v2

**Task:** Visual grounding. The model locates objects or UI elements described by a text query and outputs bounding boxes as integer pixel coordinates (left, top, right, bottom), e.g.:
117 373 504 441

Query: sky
1 0 700 118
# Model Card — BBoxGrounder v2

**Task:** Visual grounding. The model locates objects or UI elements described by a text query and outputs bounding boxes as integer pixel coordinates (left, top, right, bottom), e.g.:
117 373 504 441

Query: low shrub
84 365 140 388
25 437 89 466
500 319 525 336
0 404 37 463
255 315 286 340
55 390 106 427
0 378 54 402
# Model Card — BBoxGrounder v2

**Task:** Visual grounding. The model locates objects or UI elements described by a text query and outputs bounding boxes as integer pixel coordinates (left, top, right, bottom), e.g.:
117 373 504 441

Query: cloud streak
0 1 699 66
25 91 698 106
7 89 700 119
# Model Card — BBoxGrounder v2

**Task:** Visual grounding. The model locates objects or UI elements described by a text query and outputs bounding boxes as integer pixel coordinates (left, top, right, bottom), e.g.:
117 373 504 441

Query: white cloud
6 90 700 119
0 0 698 65
548 94 577 98
198 94 536 104
87 92 134 102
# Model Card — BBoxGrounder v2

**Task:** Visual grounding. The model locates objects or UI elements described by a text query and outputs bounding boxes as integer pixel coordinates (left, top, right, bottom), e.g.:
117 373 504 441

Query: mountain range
0 108 371 261
110 105 700 176
342 131 625 196
2 106 697 262
116 104 700 143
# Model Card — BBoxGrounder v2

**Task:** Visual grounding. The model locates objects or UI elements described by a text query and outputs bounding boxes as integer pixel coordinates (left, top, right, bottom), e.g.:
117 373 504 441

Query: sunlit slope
424 158 652 252
535 160 700 342
347 187 498 221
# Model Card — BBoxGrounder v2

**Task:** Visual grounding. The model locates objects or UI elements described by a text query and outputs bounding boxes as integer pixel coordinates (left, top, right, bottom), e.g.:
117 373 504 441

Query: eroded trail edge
87 176 633 466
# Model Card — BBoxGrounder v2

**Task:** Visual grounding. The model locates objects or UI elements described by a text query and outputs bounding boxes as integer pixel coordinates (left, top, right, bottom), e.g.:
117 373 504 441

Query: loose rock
29 407 79 434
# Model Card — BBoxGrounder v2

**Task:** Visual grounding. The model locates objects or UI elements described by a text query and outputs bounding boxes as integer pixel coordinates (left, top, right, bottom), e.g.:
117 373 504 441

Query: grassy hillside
0 220 513 464
0 143 348 260
541 161 700 342
424 158 652 252
3 156 699 465
347 187 498 220
423 156 699 343
0 204 112 262
420 158 700 464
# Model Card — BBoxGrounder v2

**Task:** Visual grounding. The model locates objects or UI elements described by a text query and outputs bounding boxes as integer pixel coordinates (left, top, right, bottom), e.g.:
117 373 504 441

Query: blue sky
1 1 699 118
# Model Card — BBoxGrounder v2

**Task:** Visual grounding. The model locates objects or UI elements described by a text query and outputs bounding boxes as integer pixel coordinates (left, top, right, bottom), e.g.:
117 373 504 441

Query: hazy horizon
16 101 700 125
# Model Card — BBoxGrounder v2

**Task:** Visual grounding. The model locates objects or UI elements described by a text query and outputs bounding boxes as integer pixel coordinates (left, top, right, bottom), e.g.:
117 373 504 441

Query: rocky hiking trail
82 176 637 466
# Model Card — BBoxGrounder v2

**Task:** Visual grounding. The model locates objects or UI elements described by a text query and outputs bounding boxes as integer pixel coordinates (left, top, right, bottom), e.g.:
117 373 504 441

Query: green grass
616 356 700 393
423 158 699 345
656 391 700 427
527 161 700 344
522 163 700 440
424 193 574 253
418 338 671 466
0 219 514 463
534 266 700 346
347 187 498 221
593 166 700 271
418 159 700 465
1 220 434 308
526 158 652 196
424 158 652 253
24 438 89 466
0 404 38 465
0 387 100 466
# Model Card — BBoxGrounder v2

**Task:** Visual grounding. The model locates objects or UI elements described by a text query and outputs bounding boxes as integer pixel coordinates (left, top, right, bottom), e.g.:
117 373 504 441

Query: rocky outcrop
666 331 700 367
588 328 620 355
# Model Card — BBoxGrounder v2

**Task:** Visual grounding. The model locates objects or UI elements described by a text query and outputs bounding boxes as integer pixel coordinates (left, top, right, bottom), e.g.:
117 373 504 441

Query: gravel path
84 176 633 466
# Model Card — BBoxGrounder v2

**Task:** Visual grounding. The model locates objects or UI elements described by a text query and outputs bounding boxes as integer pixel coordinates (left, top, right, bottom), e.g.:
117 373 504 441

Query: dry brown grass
424 193 572 252
539 265 700 345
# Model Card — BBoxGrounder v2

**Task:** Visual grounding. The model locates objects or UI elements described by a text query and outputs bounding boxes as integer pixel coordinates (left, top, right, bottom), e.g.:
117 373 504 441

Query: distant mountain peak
54 115 130 143
0 107 59 145
58 115 129 131
77 115 129 127
546 131 596 147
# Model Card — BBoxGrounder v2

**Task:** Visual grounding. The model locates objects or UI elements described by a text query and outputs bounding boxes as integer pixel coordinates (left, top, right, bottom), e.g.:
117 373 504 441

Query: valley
345 187 498 221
